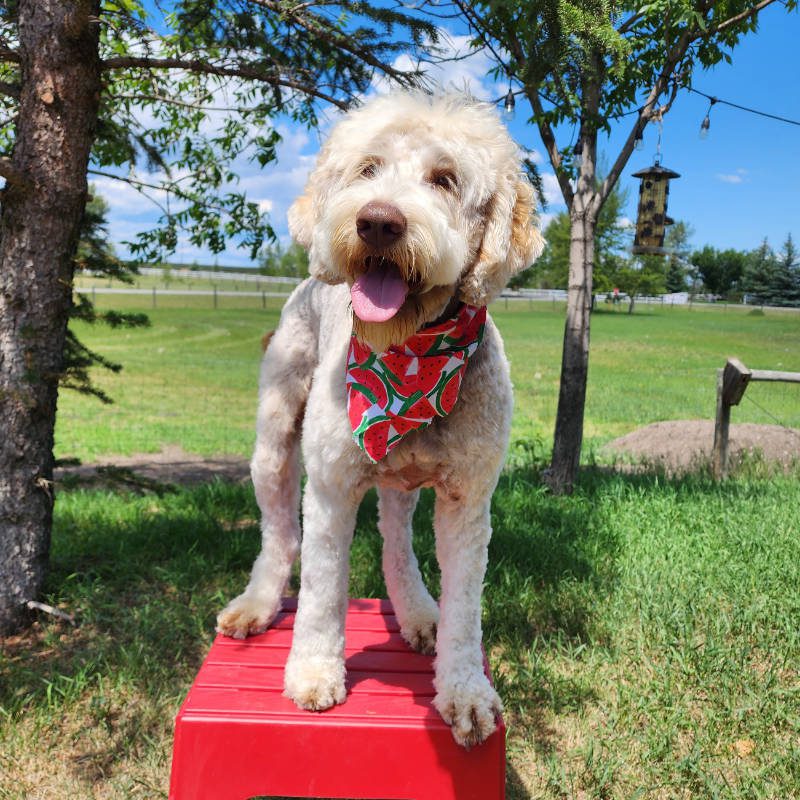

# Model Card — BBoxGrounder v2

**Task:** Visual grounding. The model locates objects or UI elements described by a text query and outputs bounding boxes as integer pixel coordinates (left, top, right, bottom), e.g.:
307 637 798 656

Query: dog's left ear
458 177 544 307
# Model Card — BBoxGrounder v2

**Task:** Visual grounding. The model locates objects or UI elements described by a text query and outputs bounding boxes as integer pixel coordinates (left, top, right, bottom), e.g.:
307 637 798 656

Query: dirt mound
605 420 800 475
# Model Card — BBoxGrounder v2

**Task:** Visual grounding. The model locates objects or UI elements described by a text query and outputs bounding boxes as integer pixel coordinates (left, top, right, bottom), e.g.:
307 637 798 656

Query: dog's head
288 93 543 350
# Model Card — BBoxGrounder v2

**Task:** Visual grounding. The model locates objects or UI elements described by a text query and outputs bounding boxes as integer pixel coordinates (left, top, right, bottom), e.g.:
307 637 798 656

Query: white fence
137 267 302 285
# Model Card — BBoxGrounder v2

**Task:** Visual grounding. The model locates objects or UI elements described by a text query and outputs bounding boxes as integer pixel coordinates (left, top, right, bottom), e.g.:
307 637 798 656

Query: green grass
3 296 800 798
55 297 800 463
2 465 799 798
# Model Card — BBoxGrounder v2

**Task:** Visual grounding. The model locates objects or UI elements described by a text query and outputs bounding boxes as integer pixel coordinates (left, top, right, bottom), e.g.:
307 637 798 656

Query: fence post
262 291 266 309
712 358 752 479
213 285 218 309
152 287 156 309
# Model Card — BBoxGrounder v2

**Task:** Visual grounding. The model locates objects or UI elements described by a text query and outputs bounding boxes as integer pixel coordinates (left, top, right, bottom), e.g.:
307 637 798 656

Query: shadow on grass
1 462 763 797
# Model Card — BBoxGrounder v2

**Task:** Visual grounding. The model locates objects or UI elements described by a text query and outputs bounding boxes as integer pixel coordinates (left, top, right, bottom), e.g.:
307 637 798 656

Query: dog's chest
375 457 442 491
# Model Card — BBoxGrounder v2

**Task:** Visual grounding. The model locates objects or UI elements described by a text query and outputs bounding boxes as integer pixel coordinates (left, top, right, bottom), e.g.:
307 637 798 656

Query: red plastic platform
169 598 505 800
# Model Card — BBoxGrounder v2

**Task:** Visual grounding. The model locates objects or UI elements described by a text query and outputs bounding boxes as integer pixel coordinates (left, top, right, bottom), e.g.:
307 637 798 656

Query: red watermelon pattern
346 304 487 462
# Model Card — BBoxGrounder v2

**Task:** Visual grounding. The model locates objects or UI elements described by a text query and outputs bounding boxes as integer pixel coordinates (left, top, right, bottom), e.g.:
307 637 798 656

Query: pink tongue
351 263 409 322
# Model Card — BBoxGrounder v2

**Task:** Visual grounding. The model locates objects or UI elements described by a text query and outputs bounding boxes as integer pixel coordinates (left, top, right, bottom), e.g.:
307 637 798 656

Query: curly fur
217 92 543 747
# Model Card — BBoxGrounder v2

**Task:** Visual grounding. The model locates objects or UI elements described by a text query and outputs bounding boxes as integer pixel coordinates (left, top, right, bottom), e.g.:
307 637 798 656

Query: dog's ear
287 144 346 284
458 177 544 307
287 193 314 248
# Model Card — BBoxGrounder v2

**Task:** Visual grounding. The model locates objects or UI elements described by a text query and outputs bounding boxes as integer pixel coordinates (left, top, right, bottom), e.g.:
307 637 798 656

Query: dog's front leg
379 487 439 655
283 477 361 711
432 493 502 747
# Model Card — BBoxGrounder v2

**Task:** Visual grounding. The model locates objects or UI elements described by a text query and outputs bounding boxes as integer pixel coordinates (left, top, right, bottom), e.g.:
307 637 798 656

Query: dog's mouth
350 256 419 322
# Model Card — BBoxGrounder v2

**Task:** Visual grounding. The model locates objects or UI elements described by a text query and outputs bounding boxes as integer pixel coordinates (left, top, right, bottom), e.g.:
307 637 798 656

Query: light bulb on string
699 97 717 140
503 87 515 119
573 140 583 170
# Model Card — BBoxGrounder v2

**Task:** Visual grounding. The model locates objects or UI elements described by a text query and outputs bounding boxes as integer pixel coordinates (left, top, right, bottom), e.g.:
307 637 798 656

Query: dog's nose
356 202 407 249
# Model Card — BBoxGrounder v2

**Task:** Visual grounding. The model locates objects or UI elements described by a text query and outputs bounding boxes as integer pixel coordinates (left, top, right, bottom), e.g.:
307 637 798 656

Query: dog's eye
431 171 457 192
360 162 380 179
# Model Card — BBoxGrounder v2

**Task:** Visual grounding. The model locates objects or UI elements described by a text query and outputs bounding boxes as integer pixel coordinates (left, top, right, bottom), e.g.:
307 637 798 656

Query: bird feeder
631 162 680 255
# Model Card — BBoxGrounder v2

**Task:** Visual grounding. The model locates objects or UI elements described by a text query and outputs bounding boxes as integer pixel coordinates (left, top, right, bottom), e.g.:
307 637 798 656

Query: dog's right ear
287 193 314 249
287 144 346 285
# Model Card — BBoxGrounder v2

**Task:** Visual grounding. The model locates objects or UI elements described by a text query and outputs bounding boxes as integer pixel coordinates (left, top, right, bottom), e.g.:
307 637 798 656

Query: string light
573 139 583 169
503 87 515 118
690 86 800 136
634 127 644 151
699 96 717 140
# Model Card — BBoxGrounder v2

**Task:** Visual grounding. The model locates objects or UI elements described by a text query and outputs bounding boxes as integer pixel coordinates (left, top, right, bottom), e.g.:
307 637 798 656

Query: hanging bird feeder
631 161 680 255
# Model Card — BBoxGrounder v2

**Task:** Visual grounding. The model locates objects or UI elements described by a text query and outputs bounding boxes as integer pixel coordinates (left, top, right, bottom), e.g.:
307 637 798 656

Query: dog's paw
400 616 438 655
434 672 502 748
284 656 347 711
216 593 278 639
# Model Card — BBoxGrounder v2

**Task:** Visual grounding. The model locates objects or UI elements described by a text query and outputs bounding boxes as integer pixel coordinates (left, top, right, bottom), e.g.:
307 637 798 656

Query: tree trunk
0 0 101 635
544 204 596 495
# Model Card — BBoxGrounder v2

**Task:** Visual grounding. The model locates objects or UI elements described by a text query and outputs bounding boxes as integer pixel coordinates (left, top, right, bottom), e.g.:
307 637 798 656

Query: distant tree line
258 241 310 279
516 179 799 309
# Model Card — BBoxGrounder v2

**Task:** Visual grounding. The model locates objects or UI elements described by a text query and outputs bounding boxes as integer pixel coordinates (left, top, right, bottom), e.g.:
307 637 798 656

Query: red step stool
169 598 505 800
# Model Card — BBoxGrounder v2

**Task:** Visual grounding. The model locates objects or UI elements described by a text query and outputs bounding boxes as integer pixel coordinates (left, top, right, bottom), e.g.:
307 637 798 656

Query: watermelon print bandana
346 304 487 462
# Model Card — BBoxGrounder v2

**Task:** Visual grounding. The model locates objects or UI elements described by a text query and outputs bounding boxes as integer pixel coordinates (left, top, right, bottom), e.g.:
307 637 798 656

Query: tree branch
617 11 645 34
101 56 350 109
250 0 426 88
711 0 782 33
109 92 255 113
528 90 574 209
596 25 696 210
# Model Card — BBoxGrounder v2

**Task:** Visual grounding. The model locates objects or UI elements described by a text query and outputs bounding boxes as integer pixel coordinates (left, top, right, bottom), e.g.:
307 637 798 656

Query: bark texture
0 0 101 634
544 62 603 496
544 204 596 495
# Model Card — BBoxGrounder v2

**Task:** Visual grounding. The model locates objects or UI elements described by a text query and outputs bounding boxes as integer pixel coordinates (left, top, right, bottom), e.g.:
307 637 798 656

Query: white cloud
539 212 556 230
370 28 498 101
716 171 746 184
541 172 565 207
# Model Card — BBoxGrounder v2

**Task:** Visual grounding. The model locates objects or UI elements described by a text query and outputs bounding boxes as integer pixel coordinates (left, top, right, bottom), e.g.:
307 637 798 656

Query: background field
55 296 800 463
2 295 799 800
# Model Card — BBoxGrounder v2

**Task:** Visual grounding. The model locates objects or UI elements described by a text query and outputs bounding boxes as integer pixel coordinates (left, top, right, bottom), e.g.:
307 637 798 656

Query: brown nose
356 202 407 249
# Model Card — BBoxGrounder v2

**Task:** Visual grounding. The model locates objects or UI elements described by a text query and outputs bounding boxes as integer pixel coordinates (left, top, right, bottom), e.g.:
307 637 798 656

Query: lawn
55 297 800 462
2 295 799 799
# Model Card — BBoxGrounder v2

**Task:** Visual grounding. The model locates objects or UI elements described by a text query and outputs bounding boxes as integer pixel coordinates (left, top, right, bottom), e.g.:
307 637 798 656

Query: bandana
346 304 487 462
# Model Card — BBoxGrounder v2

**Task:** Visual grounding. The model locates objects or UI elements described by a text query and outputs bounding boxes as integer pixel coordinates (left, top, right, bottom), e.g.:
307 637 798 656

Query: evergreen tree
771 234 800 307
0 0 436 635
665 257 686 293
743 239 778 305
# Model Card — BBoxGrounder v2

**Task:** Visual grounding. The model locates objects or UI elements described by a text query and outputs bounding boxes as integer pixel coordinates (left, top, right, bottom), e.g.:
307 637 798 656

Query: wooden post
712 368 729 480
712 358 752 479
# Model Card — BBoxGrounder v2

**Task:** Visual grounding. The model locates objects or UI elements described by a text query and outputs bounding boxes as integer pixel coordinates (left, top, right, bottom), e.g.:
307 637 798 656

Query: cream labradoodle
217 93 542 747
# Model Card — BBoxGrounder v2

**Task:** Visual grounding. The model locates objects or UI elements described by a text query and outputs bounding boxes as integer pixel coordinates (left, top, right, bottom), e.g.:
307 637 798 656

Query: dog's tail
246 283 318 621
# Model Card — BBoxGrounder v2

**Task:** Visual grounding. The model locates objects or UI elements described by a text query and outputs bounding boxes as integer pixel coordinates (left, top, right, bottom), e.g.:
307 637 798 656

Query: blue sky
100 5 800 267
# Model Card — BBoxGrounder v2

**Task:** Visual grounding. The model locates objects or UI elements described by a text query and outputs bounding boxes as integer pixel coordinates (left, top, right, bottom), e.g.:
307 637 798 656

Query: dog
217 93 542 747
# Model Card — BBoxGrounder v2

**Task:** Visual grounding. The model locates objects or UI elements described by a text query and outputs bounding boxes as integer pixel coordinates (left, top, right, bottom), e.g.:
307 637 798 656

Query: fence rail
712 358 800 479
137 267 301 284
